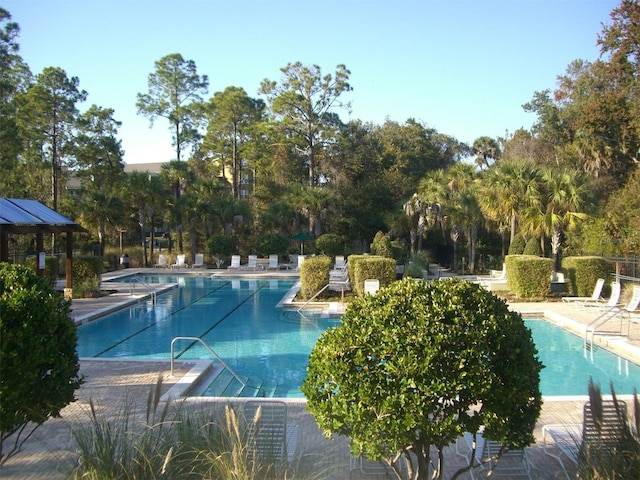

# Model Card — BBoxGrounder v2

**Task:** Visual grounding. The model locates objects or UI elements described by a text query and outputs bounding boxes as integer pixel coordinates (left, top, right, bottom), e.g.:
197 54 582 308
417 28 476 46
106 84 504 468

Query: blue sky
4 0 619 164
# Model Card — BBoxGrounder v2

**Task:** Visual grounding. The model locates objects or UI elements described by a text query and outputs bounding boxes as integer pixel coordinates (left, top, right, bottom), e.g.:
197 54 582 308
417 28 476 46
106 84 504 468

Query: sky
3 0 620 164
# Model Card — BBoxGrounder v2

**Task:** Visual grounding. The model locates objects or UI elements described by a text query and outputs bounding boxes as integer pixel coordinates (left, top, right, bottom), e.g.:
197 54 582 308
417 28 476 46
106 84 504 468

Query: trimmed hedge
506 255 554 299
562 256 612 297
300 256 332 300
348 255 396 295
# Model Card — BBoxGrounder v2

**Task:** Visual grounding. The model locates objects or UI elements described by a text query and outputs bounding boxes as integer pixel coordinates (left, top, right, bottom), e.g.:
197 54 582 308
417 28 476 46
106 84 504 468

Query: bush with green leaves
370 231 393 258
257 233 289 257
0 263 82 464
506 255 554 298
302 278 542 480
352 256 396 295
562 256 612 297
24 254 59 286
206 234 236 268
522 237 543 256
508 233 526 255
299 256 331 299
314 233 345 257
72 256 103 298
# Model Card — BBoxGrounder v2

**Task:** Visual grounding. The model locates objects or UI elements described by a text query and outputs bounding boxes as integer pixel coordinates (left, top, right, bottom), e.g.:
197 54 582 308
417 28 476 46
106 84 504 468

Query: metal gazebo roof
0 198 86 234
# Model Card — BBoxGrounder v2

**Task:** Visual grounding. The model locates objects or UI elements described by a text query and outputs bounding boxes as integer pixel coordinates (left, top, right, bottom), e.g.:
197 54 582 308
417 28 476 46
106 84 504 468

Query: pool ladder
170 336 265 397
584 306 626 357
129 275 157 304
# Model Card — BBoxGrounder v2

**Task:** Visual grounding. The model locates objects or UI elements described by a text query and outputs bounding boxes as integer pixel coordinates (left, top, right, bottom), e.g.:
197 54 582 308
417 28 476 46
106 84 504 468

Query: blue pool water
78 275 639 398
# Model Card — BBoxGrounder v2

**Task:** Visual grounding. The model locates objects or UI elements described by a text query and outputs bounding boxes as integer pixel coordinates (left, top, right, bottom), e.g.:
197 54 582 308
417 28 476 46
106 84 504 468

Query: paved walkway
2 268 638 479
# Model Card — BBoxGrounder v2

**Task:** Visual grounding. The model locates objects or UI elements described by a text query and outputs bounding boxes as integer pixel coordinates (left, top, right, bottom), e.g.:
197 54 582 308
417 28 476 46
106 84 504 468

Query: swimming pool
78 275 640 398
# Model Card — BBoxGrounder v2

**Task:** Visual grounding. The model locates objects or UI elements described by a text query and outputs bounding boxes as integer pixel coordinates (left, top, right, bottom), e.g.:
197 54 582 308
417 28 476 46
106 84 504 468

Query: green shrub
370 231 393 258
523 237 543 256
300 256 332 300
404 251 431 278
303 278 542 479
314 234 345 257
508 233 526 255
206 235 236 268
257 233 289 257
0 263 82 463
562 256 613 297
350 255 396 295
72 256 103 298
24 255 59 286
506 255 554 298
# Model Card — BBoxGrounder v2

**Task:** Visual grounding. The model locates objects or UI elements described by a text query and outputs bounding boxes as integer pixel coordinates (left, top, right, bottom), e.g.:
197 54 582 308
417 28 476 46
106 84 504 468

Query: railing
170 336 263 396
584 307 626 356
129 275 156 304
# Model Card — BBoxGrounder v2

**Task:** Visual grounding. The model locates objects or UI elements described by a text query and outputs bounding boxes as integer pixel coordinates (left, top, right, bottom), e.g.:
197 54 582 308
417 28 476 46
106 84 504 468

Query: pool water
78 275 639 398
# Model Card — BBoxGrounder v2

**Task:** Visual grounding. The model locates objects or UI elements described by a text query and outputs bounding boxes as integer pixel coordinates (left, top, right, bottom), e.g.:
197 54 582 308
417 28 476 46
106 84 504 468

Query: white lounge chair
334 255 347 270
191 253 205 268
227 255 241 269
579 400 628 473
244 400 299 467
583 281 621 309
456 430 532 480
296 255 305 271
243 254 262 271
154 254 168 269
171 254 186 269
563 278 605 304
267 254 280 270
543 423 582 479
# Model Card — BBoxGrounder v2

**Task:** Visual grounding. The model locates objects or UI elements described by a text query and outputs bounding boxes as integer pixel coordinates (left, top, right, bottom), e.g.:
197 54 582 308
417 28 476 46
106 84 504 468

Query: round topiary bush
523 237 543 256
0 263 82 463
302 278 542 479
314 233 345 257
508 233 526 255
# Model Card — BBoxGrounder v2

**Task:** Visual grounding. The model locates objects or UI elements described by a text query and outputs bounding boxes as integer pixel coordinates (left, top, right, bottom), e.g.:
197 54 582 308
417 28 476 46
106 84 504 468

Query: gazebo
0 198 87 298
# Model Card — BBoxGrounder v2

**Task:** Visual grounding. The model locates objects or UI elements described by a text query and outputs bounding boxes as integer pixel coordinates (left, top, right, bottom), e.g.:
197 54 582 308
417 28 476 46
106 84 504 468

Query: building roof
0 198 87 234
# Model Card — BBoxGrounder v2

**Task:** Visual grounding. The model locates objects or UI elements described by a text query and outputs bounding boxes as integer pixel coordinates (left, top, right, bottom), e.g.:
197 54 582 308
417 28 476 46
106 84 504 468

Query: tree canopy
302 278 543 480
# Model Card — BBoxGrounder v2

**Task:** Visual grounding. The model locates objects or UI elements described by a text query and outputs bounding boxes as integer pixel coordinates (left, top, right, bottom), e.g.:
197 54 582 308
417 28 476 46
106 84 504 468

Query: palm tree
161 160 195 253
472 136 501 169
479 159 543 245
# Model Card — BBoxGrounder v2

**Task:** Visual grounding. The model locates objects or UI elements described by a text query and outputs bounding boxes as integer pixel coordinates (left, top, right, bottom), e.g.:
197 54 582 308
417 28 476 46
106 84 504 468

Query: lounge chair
267 254 280 270
542 423 582 479
583 281 621 309
296 255 305 271
171 254 186 269
242 254 262 271
243 400 299 467
228 255 241 269
334 255 347 270
490 263 507 280
191 253 205 268
154 254 168 269
579 400 628 473
562 278 605 304
456 431 532 480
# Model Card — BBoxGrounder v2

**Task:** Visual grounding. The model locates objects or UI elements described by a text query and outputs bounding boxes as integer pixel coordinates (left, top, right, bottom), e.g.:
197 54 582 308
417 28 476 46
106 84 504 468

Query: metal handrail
129 276 156 303
584 307 625 354
170 336 248 391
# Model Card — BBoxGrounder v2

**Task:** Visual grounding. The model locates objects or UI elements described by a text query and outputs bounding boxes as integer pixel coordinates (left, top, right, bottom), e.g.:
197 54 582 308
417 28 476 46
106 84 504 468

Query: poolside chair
490 263 507 280
583 281 621 309
578 399 628 474
267 254 280 270
562 278 605 304
191 253 205 268
243 400 299 467
171 254 186 269
456 431 532 480
154 254 168 269
542 423 582 479
228 255 241 269
296 255 305 271
243 254 262 271
334 255 347 270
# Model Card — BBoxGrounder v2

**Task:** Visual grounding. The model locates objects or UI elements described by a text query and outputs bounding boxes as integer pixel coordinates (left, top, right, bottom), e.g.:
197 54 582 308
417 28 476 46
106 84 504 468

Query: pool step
202 370 272 398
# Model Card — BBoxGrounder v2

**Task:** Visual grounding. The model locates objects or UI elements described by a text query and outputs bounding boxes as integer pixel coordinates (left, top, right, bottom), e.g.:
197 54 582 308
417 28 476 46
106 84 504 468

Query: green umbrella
290 232 315 254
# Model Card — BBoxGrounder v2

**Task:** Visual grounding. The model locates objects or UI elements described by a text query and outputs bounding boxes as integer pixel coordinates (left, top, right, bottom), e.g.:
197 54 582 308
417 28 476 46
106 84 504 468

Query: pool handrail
129 275 157 304
170 336 263 396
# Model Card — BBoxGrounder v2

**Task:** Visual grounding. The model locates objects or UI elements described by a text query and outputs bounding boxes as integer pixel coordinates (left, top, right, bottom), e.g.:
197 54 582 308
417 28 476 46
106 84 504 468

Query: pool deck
2 268 639 479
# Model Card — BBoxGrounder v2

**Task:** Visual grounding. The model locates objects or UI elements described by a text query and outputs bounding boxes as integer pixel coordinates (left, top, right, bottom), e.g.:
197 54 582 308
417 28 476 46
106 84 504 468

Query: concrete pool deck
1 268 638 479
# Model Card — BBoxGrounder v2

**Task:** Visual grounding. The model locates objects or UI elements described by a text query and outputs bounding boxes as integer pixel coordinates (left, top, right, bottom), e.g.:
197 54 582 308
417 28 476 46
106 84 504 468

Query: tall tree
18 67 86 211
200 86 265 198
472 135 501 169
73 105 126 255
136 53 209 161
260 62 352 187
161 160 195 253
